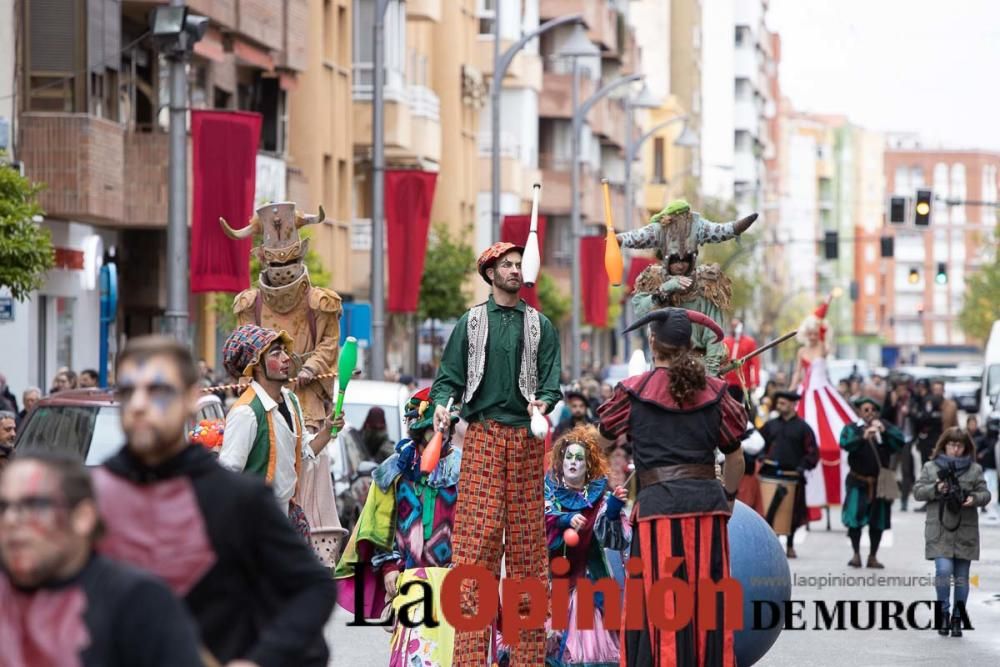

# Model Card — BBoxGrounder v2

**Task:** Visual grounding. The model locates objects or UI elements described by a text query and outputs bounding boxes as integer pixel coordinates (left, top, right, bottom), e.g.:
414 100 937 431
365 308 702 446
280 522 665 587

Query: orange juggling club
419 397 454 474
602 179 623 286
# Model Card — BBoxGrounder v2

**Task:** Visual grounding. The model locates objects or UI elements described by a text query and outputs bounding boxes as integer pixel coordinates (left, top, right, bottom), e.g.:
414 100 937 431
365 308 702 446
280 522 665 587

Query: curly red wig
550 425 609 485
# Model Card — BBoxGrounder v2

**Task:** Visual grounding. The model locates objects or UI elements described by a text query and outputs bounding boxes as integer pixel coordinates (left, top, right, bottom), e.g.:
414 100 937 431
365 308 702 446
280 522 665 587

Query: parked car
14 389 224 465
942 366 983 413
329 380 410 532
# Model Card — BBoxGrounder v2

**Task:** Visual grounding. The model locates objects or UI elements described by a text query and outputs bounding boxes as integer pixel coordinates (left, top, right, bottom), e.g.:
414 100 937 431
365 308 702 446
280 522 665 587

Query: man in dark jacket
94 335 336 667
0 453 202 666
553 389 595 440
840 397 904 569
759 391 819 558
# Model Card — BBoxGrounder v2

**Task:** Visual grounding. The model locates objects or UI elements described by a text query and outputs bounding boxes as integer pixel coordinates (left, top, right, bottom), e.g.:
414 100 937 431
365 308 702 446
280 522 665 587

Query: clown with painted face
334 387 465 667
540 425 630 667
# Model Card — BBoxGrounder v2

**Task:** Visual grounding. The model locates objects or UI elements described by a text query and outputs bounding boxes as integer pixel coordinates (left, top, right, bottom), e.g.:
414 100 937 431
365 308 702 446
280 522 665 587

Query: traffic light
908 268 920 284
889 196 907 224
823 231 839 260
914 189 932 226
880 236 894 257
935 262 948 284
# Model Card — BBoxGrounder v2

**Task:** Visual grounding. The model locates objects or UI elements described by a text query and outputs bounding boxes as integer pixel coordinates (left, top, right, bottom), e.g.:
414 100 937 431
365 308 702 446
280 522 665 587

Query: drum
758 474 798 536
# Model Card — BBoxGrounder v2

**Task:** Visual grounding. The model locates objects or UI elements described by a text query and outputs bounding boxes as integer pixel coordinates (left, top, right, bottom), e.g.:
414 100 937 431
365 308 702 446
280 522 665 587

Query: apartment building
5 0 307 390
881 141 1000 360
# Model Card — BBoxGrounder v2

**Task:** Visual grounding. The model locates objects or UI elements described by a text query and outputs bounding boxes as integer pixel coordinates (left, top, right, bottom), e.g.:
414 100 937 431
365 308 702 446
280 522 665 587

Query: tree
959 227 1000 344
0 162 54 301
211 228 332 333
418 223 476 361
537 272 570 325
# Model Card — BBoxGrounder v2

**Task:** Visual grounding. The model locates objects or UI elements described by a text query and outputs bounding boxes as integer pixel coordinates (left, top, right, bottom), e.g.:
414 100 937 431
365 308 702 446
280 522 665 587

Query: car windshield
342 404 401 443
15 405 125 465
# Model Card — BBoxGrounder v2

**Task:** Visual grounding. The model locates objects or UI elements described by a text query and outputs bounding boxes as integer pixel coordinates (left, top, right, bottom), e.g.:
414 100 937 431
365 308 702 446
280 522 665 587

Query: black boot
950 616 963 638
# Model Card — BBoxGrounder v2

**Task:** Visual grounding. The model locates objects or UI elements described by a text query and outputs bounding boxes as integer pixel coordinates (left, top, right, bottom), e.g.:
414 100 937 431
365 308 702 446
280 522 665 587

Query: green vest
232 386 304 482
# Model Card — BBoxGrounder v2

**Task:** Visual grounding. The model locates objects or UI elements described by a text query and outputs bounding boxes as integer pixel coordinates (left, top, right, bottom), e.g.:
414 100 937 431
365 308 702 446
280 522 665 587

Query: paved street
325 503 1000 666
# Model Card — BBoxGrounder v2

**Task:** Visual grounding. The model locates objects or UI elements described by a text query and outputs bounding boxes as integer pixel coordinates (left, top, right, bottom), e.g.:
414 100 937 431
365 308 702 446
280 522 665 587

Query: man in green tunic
840 397 904 569
429 241 562 667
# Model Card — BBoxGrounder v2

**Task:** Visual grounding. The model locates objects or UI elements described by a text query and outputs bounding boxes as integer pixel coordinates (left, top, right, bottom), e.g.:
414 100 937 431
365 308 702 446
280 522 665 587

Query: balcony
475 39 543 91
20 113 125 226
734 98 757 133
406 0 441 22
539 72 597 120
734 149 757 185
353 82 441 164
734 46 756 80
123 132 169 227
540 0 618 52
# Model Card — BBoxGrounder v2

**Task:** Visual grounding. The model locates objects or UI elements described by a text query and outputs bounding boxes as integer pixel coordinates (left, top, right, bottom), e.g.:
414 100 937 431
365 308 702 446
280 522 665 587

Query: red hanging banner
386 170 438 313
190 110 262 294
580 236 610 328
501 214 547 311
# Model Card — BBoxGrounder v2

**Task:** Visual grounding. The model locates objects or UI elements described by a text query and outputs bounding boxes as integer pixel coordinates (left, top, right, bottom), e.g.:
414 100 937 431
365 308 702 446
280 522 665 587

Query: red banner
626 257 657 293
501 214 547 310
190 110 262 293
386 170 438 313
580 236 610 328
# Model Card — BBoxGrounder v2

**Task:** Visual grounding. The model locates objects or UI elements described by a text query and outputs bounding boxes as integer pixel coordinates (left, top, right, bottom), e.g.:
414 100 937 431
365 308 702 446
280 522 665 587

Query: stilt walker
788 295 858 514
430 242 562 666
622 201 758 375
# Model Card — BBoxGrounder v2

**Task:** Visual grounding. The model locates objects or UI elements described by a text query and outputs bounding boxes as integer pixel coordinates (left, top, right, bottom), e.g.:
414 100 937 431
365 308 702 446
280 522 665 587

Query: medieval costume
597 308 746 667
430 241 563 666
538 426 630 667
789 299 857 511
840 397 904 569
219 324 323 540
722 320 760 393
728 387 766 517
0 554 202 667
624 201 757 376
334 388 463 666
759 392 820 556
220 202 342 430
94 444 336 666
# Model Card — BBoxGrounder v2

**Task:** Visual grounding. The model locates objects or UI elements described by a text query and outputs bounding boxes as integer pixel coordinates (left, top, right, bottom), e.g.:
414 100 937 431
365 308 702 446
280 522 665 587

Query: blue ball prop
728 500 791 666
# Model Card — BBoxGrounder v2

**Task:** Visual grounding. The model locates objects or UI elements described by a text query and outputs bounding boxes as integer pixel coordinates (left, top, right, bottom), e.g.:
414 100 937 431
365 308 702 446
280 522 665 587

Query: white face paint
562 443 588 488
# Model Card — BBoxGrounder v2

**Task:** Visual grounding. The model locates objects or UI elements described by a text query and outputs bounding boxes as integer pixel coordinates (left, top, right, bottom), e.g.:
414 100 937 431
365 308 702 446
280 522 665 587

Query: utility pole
152 1 207 346
371 0 390 381
164 0 191 345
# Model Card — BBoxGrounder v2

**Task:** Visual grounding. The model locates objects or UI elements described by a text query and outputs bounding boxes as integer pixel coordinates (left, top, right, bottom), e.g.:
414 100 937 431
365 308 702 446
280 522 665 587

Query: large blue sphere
728 500 791 666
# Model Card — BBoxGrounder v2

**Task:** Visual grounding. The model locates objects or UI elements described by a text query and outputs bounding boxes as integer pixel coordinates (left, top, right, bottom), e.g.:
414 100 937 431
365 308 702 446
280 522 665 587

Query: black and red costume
0 554 202 667
598 368 746 667
93 444 336 667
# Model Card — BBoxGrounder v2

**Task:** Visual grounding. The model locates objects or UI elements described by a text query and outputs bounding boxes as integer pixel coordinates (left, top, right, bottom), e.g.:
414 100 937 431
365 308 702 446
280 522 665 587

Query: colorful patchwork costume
335 389 464 666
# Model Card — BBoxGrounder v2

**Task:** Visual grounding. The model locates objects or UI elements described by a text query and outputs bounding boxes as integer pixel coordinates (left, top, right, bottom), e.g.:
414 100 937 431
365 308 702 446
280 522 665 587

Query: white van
979 320 1000 426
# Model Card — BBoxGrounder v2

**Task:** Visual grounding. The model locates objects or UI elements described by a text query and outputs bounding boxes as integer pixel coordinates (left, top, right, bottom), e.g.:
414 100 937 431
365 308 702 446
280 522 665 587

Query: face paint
116 356 191 462
263 345 290 381
562 443 588 488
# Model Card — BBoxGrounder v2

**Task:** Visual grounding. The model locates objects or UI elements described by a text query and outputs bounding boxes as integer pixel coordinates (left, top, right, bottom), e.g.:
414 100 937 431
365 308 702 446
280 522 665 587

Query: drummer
759 390 820 558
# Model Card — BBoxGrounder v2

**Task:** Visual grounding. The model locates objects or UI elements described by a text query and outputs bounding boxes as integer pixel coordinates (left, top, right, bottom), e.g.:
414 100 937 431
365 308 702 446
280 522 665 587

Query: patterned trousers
451 420 547 666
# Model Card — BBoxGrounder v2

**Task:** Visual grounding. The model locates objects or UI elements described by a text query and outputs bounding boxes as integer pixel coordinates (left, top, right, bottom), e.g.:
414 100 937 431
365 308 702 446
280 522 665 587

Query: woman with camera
912 427 992 637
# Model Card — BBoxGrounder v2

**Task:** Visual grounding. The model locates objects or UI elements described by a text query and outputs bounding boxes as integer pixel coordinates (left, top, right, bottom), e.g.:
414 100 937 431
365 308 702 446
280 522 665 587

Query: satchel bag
867 437 900 501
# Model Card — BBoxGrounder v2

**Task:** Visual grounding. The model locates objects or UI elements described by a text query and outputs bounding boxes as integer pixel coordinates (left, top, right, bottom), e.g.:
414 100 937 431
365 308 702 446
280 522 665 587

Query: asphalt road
325 502 1000 666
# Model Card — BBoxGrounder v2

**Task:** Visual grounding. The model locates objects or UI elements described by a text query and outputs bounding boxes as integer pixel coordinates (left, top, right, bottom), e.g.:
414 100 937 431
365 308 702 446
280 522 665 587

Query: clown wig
550 425 609 486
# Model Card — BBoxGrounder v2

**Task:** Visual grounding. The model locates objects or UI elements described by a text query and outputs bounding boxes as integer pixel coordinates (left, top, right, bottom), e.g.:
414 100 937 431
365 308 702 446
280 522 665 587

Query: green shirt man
430 295 562 427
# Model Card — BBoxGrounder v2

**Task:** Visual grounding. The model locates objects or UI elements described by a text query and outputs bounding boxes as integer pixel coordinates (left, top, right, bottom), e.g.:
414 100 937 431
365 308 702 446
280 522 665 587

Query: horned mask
219 202 325 288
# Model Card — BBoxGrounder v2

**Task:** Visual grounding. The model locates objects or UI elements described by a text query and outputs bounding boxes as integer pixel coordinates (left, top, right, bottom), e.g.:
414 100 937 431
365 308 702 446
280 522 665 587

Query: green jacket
430 296 562 428
913 459 991 561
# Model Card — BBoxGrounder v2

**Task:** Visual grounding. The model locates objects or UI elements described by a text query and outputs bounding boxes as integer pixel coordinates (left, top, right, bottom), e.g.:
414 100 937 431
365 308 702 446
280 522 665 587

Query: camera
936 462 968 515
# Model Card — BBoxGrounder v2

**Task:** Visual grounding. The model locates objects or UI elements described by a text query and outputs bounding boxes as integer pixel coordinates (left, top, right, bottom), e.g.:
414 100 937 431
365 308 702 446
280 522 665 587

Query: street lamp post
151 2 207 346
490 11 583 243
568 70 642 380
370 0 391 381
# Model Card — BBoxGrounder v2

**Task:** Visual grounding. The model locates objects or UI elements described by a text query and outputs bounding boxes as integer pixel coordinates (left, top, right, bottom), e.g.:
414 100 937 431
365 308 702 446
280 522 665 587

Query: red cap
814 302 829 319
478 242 525 284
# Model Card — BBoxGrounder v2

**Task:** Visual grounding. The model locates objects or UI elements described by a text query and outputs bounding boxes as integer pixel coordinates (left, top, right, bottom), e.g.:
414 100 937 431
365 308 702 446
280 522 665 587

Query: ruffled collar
544 473 608 510
372 442 462 491
621 367 727 411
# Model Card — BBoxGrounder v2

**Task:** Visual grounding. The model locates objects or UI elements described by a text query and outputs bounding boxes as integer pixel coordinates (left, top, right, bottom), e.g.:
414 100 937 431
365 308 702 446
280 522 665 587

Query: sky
768 0 1000 150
